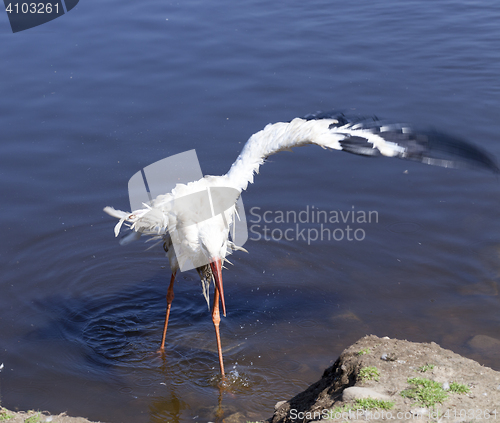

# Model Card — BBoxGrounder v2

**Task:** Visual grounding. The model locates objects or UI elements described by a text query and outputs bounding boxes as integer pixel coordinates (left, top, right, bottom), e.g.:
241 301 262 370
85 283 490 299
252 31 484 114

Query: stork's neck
225 118 340 192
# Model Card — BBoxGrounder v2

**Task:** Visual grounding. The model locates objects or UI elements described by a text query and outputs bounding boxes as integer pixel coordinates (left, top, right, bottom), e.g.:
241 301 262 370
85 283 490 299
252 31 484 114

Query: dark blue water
1 0 500 421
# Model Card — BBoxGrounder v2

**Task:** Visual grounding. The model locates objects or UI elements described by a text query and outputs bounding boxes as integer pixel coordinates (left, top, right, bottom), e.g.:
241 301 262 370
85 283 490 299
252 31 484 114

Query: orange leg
159 271 176 351
212 286 226 379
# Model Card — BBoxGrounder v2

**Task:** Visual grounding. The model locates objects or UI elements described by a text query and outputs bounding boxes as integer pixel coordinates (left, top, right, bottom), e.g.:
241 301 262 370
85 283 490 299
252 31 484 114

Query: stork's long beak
209 258 226 317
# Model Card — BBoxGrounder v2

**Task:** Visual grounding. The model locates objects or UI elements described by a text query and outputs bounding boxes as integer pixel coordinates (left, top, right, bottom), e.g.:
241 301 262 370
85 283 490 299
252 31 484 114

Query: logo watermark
127 150 248 272
249 205 378 245
290 407 428 421
288 407 497 421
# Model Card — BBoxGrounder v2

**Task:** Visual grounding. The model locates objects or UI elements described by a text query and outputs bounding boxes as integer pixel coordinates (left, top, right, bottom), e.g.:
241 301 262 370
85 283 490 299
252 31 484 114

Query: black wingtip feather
302 110 499 174
339 136 382 157
404 131 500 174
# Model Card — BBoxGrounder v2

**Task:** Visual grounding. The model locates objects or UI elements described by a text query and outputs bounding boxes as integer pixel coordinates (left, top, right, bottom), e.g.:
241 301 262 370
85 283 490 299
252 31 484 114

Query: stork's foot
209 372 229 389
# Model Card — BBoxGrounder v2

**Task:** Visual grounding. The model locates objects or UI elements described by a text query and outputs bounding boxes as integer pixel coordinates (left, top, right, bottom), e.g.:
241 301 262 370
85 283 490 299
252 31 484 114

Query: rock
468 334 500 351
381 352 397 361
442 382 450 390
342 387 391 402
223 412 245 423
275 401 287 410
268 335 500 423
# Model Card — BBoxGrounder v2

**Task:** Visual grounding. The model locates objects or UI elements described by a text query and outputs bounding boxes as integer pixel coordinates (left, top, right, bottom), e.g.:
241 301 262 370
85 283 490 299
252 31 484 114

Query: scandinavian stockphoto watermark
249 205 378 244
289 407 498 421
126 150 376 271
127 150 248 272
290 407 430 421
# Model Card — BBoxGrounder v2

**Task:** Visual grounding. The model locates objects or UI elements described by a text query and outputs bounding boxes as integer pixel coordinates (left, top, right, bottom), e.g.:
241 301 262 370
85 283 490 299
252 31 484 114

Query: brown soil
268 335 500 423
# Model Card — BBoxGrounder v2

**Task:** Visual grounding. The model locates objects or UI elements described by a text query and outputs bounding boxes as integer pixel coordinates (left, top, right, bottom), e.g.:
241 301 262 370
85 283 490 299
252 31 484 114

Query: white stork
104 111 498 380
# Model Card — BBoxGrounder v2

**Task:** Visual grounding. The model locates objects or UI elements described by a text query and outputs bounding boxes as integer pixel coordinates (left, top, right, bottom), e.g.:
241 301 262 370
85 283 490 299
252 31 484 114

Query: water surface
1 1 500 421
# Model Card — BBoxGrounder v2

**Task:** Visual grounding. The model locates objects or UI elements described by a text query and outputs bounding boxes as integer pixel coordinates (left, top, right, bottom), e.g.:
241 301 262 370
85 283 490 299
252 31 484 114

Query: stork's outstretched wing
105 111 498 239
225 112 499 191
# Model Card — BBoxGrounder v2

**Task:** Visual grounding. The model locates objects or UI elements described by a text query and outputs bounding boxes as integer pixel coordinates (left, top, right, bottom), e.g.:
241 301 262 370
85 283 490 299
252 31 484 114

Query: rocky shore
268 335 500 423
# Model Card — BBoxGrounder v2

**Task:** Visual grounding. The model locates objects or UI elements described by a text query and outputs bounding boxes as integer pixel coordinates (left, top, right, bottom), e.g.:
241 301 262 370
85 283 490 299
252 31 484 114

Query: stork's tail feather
103 206 132 237
103 205 168 238
103 206 130 220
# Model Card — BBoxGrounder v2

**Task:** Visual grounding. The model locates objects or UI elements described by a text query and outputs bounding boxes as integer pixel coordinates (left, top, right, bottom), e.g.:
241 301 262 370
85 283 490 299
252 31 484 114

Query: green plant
24 413 42 423
355 398 394 410
449 382 470 394
357 348 371 355
359 366 380 382
417 364 434 373
0 408 14 421
401 377 448 407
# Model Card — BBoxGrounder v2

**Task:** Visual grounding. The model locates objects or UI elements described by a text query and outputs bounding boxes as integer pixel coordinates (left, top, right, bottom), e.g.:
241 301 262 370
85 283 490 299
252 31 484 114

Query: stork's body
105 112 498 379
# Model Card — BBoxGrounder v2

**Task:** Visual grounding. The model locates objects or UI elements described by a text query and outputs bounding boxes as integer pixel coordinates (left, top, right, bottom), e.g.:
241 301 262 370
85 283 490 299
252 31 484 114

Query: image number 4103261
4 0 79 33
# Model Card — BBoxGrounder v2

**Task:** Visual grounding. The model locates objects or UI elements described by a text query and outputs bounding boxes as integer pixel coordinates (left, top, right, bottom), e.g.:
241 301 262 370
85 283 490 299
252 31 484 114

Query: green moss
355 398 394 410
24 413 42 423
0 408 14 421
417 364 434 373
359 366 380 382
357 348 371 355
449 382 470 394
401 377 448 407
